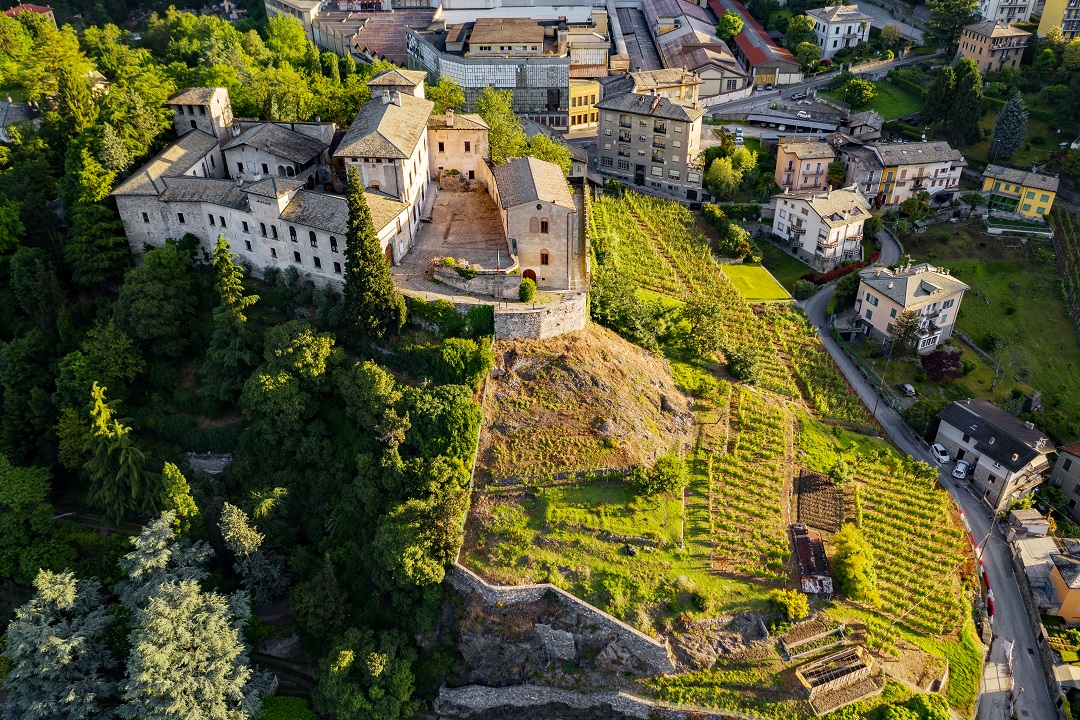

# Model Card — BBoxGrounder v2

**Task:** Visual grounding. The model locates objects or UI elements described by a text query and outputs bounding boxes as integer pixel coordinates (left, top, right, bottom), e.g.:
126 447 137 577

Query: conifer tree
342 167 405 343
2 569 117 720
924 67 955 125
218 502 287 606
83 383 161 526
120 580 267 720
56 66 97 138
201 236 260 400
161 463 200 536
949 58 983 146
992 91 1028 161
116 511 212 613
97 123 131 173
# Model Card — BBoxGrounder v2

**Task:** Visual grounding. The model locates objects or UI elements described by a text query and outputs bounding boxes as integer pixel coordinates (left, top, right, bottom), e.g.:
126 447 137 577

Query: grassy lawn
822 81 923 120
901 221 1080 442
722 263 791 301
0 84 28 103
757 241 812 292
963 113 1056 169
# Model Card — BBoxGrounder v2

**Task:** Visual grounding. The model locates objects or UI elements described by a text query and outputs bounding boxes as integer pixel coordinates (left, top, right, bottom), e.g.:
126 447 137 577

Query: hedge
722 203 762 221
397 336 494 390
886 73 925 100
407 296 494 338
801 251 881 285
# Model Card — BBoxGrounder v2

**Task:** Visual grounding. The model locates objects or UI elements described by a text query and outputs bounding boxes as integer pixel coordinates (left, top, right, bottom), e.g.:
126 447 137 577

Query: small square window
540 251 549 265
314 257 321 269
464 141 471 152
177 213 186 224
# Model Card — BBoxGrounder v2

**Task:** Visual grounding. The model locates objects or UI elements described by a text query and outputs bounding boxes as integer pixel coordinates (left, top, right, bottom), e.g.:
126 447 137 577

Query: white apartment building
854 263 969 352
977 0 1034 24
772 185 870 271
838 141 966 208
808 5 873 59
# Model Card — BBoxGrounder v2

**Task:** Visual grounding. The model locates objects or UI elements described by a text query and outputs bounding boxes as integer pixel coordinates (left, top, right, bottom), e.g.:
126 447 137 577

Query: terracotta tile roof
1057 441 1080 458
3 3 53 16
708 0 799 68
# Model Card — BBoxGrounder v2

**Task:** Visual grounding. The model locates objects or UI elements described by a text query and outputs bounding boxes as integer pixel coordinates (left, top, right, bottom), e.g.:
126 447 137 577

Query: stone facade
434 684 736 719
493 292 588 340
433 265 521 297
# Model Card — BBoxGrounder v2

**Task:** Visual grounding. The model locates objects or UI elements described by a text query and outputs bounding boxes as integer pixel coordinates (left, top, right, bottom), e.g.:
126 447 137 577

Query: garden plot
795 470 844 533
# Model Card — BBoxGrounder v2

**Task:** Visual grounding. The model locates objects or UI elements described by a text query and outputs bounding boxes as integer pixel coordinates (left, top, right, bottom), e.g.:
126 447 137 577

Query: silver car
930 443 950 464
952 459 971 479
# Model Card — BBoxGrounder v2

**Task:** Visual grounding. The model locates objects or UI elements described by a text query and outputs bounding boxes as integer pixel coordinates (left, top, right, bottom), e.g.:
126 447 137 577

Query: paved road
857 2 924 41
801 285 1058 720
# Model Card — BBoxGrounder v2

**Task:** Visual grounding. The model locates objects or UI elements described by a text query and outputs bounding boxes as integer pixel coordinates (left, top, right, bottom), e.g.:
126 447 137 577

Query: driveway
801 286 1057 720
856 2 924 41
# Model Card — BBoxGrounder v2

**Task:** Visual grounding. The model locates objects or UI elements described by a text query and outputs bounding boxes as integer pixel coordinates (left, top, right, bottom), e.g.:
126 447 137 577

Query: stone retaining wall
433 265 521 298
493 292 588 340
445 564 675 675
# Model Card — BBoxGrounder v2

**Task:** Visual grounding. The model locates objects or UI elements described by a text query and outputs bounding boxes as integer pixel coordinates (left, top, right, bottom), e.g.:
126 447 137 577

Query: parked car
790 92 807 101
766 84 774 90
755 84 764 91
952 459 971 479
734 136 745 145
735 126 744 136
796 110 811 120
895 383 916 397
930 443 951 464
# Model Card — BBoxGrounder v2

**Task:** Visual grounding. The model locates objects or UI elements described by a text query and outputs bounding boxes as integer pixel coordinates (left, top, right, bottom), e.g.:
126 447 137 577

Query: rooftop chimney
1012 453 1019 462
381 89 391 105
391 91 402 107
1024 421 1035 430
446 109 454 127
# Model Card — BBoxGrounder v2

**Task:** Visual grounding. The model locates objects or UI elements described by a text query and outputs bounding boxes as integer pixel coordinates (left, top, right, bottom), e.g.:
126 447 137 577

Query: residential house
427 109 490 182
569 79 601 133
808 5 873 59
981 164 1059 219
600 68 703 105
854 263 969 352
977 0 1035 25
489 156 578 290
1038 0 1080 41
841 110 884 141
772 185 870 270
774 137 837 192
1051 442 1080 524
595 91 706 201
568 144 588 178
868 141 966 207
707 0 803 86
1005 508 1051 541
3 2 55 25
935 398 1055 511
1050 553 1080 623
958 21 1030 73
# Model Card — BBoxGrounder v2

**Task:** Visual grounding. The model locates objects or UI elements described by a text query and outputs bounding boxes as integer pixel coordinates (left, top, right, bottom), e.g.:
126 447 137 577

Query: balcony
652 140 666 150
654 123 667 134
618 131 631 143
619 121 631 129
617 147 630 158
651 154 665 164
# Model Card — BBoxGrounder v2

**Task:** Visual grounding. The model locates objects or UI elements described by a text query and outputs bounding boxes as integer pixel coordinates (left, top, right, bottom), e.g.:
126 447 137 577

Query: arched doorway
384 244 394 266
523 269 537 283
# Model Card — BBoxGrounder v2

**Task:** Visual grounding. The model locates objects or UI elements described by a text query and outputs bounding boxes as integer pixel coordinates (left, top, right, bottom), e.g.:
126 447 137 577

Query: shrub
723 342 763 384
920 348 963 381
801 252 880 285
794 279 819 301
633 453 688 495
832 524 880 605
519 278 536 302
398 337 494 389
771 588 809 621
261 696 318 720
1035 247 1054 264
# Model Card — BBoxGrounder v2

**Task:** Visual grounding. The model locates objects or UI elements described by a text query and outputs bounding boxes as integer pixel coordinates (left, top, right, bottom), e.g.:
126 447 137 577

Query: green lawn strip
963 114 1056 169
757 242 813 293
0 84 28 103
722 263 792 302
821 81 923 121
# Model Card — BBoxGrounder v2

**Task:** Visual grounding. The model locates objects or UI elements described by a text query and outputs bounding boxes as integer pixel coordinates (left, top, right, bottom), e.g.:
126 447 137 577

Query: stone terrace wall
433 265 521 298
445 564 675 675
494 292 588 340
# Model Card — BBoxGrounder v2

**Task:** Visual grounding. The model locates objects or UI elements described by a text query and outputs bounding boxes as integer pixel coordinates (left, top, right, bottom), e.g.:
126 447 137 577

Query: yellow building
568 79 600 133
1051 554 1080 623
1038 0 1080 41
958 21 1029 74
981 164 1059 219
870 141 966 207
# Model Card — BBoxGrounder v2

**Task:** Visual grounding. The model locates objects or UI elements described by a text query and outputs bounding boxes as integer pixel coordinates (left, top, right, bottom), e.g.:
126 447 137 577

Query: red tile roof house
3 3 55 26
707 0 803 86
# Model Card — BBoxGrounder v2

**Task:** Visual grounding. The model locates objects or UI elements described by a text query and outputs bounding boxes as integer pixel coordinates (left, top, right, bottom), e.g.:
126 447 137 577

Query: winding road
800 233 1058 720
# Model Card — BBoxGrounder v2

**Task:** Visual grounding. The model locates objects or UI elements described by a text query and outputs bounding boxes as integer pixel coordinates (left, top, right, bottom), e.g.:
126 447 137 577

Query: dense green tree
114 244 195 357
843 78 876 108
56 66 98 138
2 570 117 719
219 502 287 606
97 123 131 173
342 168 406 343
795 41 821 70
0 454 75 585
62 144 131 287
83 383 161 526
475 86 528 165
116 511 212 612
880 24 904 49
925 0 978 52
0 199 25 253
53 351 96 414
924 69 954 127
832 523 879 605
948 58 983 145
0 329 55 463
263 319 336 381
681 293 727 357
887 310 922 357
834 271 861 310
1064 38 1080 71
201 236 261 400
716 10 744 40
526 134 572 175
1033 47 1058 74
9 246 63 339
427 75 466 114
120 579 266 720
312 627 418 720
784 15 817 50
992 91 1028 160
705 156 739 197
83 319 145 384
289 553 348 641
372 488 467 590
771 588 810 621
162 463 200 536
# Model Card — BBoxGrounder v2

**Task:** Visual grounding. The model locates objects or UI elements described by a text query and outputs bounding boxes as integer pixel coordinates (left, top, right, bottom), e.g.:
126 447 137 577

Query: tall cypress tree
992 91 1028 161
83 382 161 526
949 58 983 146
56 67 97 139
201 236 260 400
924 67 955 126
342 167 405 344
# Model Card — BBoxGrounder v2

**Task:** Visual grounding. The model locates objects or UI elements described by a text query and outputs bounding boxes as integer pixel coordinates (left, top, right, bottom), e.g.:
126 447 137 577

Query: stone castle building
113 72 581 292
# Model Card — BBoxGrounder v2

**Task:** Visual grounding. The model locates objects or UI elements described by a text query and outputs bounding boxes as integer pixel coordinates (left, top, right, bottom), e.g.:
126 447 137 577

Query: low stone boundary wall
494 292 588 340
435 684 759 719
445 564 675 675
433 265 521 298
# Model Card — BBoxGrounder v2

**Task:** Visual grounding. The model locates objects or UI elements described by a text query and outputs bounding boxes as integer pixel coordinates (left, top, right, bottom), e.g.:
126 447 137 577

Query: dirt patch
668 613 775 671
476 324 694 484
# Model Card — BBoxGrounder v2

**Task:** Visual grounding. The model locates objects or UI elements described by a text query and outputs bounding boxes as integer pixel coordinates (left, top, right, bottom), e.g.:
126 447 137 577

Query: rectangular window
943 298 954 309
219 216 226 228
1041 194 1050 202
142 212 149 223
1026 190 1035 199
1065 458 1074 472
865 293 878 306
674 124 683 133
464 141 471 153
963 433 970 443
988 474 997 484
293 251 301 263
438 142 444 153
242 221 249 233
865 309 872 319
618 159 630 170
333 261 341 274
177 213 186 224
271 247 277 258
890 308 896 318
726 79 737 91
540 251 549 265
244 239 252 251
540 220 549 233
886 322 894 334
668 169 680 180
601 156 613 167
237 162 244 173
1022 203 1031 211
651 166 662 177
314 257 321 269
330 237 338 253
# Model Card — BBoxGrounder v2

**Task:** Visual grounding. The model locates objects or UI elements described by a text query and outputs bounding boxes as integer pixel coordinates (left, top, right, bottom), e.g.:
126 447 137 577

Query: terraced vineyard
710 387 792 582
590 193 684 295
1052 208 1080 340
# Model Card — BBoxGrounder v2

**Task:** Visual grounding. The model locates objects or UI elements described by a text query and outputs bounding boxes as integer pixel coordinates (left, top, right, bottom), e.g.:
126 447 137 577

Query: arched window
330 236 338 253
286 166 295 177
289 226 297 241
529 217 539 233
260 223 267 237
277 166 285 176
309 231 318 248
271 226 278 240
